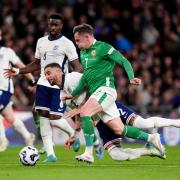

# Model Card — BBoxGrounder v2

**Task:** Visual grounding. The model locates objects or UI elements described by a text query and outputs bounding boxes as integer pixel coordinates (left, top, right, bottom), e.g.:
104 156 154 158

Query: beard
49 79 56 86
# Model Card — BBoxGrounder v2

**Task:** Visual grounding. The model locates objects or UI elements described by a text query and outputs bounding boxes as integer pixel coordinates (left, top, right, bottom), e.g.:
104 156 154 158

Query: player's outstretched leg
148 133 165 156
145 143 166 159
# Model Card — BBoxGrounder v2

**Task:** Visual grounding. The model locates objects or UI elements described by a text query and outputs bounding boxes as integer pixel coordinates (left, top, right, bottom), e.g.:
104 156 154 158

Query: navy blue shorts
0 90 12 112
96 120 122 149
116 101 137 125
35 84 65 116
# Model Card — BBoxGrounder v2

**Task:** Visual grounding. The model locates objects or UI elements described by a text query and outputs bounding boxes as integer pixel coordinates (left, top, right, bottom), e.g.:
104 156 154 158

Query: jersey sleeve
8 48 21 65
101 42 115 57
64 40 78 62
108 50 134 80
35 39 41 59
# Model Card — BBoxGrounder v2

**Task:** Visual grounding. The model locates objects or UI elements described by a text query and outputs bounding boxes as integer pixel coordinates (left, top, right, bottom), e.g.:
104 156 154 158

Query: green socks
33 112 40 133
81 116 95 147
123 125 148 141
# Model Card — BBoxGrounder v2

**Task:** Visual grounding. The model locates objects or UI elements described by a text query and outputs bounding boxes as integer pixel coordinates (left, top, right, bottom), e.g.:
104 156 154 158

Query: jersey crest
53 45 59 50
91 50 96 56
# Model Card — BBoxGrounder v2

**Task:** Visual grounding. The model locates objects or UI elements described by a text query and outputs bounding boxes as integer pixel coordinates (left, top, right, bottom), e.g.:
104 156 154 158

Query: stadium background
0 0 179 145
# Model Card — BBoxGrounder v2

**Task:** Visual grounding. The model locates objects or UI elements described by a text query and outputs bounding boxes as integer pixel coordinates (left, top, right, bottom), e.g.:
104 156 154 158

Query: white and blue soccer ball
19 146 39 166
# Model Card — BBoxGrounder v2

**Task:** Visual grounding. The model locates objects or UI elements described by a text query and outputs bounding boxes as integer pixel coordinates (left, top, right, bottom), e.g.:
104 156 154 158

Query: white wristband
12 67 20 75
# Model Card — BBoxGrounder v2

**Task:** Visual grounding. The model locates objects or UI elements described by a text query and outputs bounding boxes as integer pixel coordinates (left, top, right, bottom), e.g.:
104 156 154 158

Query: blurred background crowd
0 0 179 117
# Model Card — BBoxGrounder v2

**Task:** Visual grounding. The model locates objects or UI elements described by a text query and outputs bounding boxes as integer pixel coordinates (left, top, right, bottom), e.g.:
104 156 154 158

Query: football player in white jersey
44 63 179 162
4 13 82 162
0 29 35 152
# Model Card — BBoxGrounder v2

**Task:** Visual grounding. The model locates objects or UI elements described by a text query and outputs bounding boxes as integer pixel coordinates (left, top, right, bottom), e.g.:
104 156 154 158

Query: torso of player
80 41 115 94
35 35 78 88
0 47 19 93
63 72 86 106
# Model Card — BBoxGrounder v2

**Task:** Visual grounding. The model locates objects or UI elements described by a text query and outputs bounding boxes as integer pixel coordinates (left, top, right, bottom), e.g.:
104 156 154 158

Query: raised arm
108 49 141 85
4 58 40 77
70 59 83 73
71 75 86 97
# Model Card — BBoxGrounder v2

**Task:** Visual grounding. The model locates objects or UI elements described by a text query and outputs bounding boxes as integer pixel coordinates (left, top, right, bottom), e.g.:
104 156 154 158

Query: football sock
108 147 142 161
33 112 40 133
0 115 6 139
40 116 55 156
13 118 31 140
134 116 180 129
123 125 148 141
81 116 95 148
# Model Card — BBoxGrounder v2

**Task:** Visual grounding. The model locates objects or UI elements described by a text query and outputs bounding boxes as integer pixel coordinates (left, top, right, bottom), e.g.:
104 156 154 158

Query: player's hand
130 78 142 85
61 93 73 101
64 136 77 150
3 67 19 78
64 108 80 118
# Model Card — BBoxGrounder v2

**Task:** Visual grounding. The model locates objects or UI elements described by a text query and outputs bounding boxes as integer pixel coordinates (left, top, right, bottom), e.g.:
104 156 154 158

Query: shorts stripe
98 92 107 104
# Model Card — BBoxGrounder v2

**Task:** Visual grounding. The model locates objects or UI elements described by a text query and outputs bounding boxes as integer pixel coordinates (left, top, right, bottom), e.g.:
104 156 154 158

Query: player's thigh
98 100 120 123
80 97 103 116
106 117 124 135
35 85 52 112
91 86 117 110
96 120 122 149
49 88 65 118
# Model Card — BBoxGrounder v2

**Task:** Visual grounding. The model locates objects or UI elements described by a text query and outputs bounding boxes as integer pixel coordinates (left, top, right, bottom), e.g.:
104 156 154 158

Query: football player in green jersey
62 23 165 163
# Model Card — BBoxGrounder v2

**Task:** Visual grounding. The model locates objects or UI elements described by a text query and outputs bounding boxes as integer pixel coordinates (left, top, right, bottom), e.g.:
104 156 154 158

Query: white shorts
90 86 120 123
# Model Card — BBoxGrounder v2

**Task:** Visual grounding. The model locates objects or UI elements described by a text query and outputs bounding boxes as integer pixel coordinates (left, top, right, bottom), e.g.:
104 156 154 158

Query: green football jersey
72 40 134 96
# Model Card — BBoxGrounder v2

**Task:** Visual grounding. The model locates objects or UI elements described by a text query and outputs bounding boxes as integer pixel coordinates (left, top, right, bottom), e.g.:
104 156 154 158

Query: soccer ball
19 146 39 166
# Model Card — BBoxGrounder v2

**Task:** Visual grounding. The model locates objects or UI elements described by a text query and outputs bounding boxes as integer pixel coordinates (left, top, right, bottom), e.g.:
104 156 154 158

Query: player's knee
79 108 91 117
37 110 49 118
3 114 14 124
49 114 61 120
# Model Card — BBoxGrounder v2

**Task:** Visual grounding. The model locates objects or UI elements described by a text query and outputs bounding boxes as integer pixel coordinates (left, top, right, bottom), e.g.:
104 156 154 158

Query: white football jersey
35 35 78 88
63 72 86 107
0 47 21 93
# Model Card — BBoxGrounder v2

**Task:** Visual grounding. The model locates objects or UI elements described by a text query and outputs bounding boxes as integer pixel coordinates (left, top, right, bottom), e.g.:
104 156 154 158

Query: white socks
108 147 149 161
50 118 75 137
40 116 55 156
0 115 31 141
134 116 180 129
0 115 6 139
13 118 31 140
85 146 93 156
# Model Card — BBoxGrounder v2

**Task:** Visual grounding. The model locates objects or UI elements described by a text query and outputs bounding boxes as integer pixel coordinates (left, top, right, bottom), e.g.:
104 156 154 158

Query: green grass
0 145 180 180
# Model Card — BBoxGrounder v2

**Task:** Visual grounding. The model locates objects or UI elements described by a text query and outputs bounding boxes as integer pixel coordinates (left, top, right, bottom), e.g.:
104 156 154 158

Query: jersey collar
88 39 97 49
48 33 63 41
92 39 96 45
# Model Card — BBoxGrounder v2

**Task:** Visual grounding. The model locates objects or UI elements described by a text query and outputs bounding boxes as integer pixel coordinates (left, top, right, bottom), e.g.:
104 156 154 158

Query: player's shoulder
95 41 112 50
59 35 74 45
96 40 108 46
0 46 15 53
37 35 48 44
99 41 112 47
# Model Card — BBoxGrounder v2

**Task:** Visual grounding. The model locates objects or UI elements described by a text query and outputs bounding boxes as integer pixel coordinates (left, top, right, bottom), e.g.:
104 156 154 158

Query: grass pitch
0 145 180 180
